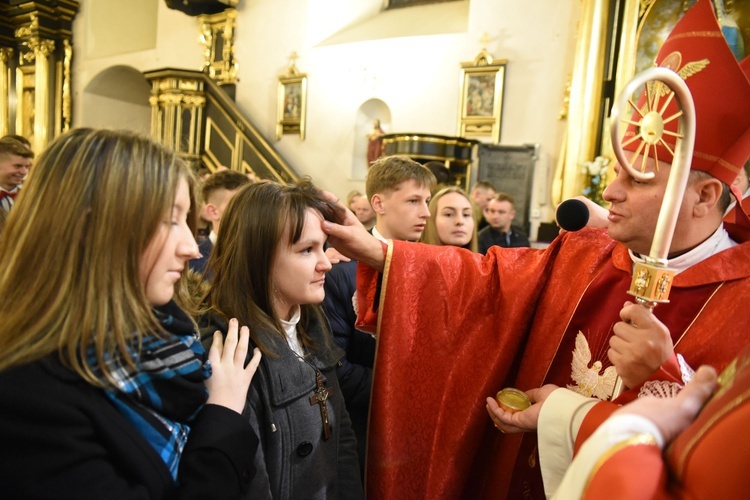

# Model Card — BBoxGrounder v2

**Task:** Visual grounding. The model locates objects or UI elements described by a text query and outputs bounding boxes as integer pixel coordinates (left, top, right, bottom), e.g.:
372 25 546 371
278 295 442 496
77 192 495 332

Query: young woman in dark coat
199 179 364 499
0 129 261 499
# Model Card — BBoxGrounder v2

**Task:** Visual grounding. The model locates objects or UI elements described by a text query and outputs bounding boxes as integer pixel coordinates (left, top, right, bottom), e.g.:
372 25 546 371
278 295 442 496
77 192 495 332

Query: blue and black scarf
88 301 211 481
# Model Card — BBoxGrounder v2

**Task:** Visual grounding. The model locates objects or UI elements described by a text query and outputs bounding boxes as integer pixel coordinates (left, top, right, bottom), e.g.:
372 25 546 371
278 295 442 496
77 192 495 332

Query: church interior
0 0 747 240
2 1 750 498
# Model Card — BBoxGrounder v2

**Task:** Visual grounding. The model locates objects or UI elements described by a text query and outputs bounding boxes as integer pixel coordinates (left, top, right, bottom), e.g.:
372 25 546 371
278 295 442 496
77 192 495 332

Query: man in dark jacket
478 192 530 254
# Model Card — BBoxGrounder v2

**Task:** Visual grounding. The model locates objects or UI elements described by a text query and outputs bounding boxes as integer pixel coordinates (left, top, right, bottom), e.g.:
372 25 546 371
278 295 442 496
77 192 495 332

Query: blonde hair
420 186 478 252
0 129 193 385
366 156 436 200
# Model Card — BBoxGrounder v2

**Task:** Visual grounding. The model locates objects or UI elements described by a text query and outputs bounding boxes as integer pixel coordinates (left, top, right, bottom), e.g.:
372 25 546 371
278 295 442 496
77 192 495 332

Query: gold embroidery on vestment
568 332 617 400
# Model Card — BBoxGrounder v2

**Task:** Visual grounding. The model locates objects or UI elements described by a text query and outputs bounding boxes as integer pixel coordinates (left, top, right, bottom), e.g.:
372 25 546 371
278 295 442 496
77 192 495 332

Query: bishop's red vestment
572 341 750 499
356 228 750 499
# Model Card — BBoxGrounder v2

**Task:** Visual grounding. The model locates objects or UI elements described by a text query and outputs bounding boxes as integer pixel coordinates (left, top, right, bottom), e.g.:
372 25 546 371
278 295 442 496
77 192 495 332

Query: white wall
72 0 203 121
72 0 580 227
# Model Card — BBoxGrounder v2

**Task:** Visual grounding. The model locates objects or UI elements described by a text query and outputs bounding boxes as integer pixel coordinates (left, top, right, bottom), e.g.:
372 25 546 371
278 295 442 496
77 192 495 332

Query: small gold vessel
495 387 531 413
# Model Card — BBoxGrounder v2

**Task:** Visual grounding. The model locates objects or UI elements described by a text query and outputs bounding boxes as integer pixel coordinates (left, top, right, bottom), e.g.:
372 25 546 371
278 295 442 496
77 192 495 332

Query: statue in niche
366 119 385 166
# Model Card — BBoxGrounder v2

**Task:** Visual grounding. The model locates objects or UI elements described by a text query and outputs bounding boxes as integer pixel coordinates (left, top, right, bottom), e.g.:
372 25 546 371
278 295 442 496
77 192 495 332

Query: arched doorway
352 98 391 181
81 65 151 133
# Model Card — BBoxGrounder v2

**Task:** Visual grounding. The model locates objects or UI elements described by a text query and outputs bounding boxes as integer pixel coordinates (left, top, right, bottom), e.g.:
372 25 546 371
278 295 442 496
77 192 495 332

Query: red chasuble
356 228 750 499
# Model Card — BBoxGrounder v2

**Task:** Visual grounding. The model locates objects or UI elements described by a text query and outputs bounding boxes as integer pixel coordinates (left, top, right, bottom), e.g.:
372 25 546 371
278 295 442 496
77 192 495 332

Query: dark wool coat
0 356 258 499
203 313 364 500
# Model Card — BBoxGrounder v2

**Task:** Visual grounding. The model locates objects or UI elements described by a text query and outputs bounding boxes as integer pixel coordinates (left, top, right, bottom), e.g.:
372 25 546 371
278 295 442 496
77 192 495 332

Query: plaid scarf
88 301 211 481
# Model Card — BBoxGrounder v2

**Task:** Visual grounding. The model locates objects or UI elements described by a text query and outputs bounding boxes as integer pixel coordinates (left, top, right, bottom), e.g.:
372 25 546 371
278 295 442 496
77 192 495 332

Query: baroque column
552 0 612 205
0 48 13 137
26 37 55 153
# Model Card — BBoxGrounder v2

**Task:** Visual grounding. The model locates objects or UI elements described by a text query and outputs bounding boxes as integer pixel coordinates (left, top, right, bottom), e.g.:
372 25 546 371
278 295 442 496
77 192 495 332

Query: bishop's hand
485 385 558 433
320 190 385 271
613 365 717 444
609 301 674 390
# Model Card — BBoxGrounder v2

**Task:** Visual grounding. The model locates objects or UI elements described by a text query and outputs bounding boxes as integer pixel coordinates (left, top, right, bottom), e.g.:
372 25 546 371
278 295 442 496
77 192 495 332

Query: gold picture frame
276 57 307 140
457 49 507 143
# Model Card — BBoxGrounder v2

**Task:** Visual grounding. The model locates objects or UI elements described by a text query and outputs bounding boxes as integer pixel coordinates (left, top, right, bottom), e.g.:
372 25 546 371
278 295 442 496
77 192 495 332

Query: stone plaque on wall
476 143 538 234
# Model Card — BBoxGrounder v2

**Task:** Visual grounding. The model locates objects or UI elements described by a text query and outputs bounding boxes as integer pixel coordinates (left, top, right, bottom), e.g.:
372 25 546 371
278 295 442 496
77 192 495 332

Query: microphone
556 199 590 232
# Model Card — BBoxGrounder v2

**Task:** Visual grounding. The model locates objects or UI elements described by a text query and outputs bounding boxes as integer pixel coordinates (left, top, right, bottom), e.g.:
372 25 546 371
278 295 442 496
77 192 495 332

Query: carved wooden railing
144 68 298 182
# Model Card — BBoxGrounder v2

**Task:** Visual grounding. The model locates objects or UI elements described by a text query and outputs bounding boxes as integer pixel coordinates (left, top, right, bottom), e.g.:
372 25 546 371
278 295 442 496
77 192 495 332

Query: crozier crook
609 67 697 398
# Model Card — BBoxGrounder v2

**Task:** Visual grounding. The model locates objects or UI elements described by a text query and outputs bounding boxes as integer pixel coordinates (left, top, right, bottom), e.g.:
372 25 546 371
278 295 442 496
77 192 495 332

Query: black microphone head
556 199 590 232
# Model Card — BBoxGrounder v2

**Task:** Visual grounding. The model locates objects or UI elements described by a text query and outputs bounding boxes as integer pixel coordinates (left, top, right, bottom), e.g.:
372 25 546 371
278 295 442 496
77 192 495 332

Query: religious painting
276 61 307 140
457 49 507 143
283 83 302 121
636 0 748 75
614 0 750 106
464 74 496 117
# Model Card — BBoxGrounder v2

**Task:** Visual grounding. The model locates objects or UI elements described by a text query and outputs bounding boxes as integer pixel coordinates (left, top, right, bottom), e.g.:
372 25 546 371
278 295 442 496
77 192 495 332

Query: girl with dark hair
200 178 363 499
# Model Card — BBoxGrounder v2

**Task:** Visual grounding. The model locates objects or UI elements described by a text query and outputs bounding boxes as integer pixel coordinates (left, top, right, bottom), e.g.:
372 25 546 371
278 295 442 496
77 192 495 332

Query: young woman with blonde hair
420 186 479 252
0 128 261 498
200 178 363 499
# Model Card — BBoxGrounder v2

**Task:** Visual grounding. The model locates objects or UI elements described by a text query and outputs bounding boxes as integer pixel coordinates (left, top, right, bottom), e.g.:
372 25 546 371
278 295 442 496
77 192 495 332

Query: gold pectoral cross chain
309 371 333 440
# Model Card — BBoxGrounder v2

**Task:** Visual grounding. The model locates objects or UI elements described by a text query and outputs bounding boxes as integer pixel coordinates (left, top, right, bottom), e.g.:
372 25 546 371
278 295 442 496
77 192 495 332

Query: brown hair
200 169 251 203
0 129 192 384
471 180 496 193
0 137 34 161
492 192 516 207
202 178 336 356
690 170 731 213
366 155 436 200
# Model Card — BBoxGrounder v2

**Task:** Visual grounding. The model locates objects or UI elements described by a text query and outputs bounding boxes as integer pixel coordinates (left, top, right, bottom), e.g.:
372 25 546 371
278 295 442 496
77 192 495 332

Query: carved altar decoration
0 2 79 151
198 7 239 85
456 43 507 144
276 52 307 141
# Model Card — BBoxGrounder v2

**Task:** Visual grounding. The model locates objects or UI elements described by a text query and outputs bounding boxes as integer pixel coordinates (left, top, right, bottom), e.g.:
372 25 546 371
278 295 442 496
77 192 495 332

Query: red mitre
621 0 750 236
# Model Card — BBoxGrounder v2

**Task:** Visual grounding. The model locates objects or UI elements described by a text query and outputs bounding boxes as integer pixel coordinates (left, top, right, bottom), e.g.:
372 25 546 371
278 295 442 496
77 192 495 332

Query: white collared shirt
280 305 304 359
629 224 737 275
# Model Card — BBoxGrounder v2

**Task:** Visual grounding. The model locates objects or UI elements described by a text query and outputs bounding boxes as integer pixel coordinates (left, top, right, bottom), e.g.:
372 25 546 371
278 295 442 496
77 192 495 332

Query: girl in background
421 186 479 252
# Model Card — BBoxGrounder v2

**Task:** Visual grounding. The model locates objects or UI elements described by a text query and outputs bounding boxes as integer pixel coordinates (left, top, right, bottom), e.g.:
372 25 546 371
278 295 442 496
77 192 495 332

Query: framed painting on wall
457 49 507 143
276 58 307 140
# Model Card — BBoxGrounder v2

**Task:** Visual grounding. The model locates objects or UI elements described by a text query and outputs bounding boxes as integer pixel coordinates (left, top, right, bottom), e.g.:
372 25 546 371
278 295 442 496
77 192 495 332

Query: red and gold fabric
355 229 750 498
578 343 750 499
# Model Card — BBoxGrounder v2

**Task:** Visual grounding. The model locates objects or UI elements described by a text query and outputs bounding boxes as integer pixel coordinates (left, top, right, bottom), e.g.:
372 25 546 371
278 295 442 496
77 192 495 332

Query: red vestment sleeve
582 343 750 498
355 239 556 499
575 401 620 455
582 444 669 500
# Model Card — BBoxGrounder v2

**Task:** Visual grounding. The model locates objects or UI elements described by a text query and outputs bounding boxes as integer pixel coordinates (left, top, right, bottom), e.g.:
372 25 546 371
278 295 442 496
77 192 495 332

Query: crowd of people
0 0 748 498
